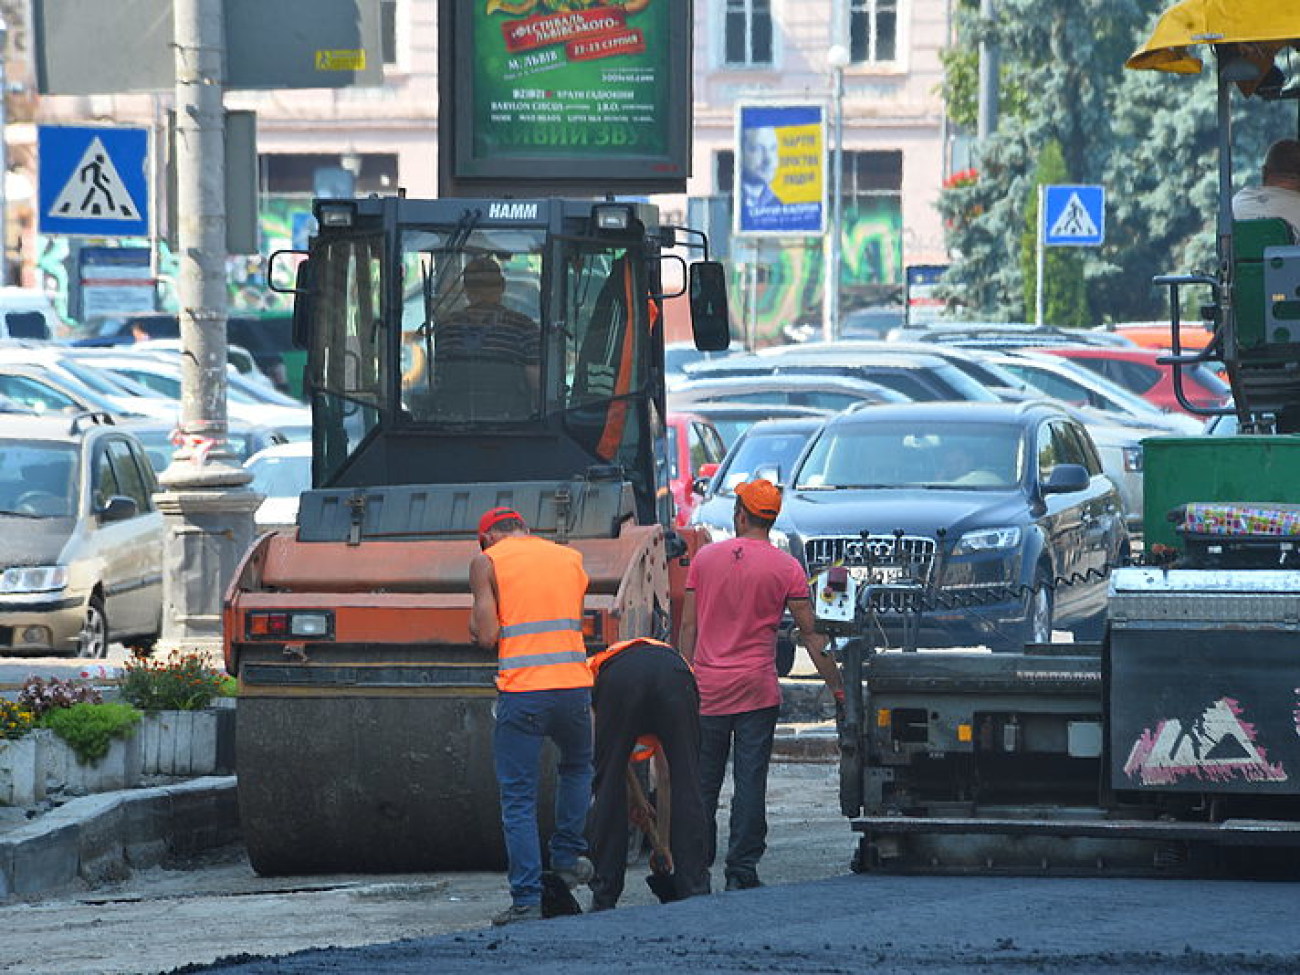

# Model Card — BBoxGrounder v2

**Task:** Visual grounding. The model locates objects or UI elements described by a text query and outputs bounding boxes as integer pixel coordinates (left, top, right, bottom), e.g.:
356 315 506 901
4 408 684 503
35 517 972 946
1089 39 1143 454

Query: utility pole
977 0 999 141
823 14 850 345
154 0 259 660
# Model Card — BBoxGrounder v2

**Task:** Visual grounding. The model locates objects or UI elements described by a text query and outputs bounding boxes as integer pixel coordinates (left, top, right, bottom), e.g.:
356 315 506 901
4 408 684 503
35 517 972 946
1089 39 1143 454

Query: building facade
22 1 951 343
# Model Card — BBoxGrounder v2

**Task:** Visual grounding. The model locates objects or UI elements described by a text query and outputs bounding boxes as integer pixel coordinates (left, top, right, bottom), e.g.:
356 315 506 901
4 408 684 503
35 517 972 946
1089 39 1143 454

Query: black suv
781 401 1129 651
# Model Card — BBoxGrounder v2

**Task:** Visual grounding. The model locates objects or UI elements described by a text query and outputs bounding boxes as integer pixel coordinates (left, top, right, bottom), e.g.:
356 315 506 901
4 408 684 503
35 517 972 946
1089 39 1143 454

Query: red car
1037 346 1230 416
665 411 727 528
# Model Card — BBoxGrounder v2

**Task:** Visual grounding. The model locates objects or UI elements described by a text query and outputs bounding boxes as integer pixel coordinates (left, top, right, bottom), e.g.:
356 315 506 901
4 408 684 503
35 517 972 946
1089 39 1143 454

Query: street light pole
824 43 850 344
154 0 260 660
0 15 9 286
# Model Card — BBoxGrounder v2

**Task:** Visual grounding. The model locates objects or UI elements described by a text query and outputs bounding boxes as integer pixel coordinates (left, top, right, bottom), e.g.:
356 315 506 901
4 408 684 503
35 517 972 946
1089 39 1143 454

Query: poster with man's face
734 103 827 238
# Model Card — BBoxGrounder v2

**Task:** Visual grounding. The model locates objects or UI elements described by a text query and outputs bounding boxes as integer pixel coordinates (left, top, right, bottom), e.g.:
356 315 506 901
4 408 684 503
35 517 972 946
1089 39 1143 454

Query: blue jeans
698 706 779 886
494 687 593 906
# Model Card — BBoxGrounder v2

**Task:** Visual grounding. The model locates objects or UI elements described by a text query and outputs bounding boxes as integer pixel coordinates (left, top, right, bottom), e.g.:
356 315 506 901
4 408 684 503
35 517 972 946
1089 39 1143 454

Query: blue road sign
1043 184 1105 247
38 126 150 237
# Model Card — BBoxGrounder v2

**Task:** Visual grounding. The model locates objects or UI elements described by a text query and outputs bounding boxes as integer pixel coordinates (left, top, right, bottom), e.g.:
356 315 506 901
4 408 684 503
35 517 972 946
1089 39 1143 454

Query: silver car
0 413 164 657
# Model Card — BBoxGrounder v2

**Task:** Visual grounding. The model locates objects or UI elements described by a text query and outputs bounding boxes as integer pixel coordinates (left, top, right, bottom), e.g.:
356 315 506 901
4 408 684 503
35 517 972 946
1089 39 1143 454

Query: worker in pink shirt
678 478 844 890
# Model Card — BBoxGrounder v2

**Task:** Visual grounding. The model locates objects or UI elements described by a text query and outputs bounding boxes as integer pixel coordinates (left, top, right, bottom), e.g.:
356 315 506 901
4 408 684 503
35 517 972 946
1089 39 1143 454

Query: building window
260 154 400 197
844 150 903 196
850 0 898 64
724 0 773 68
715 150 735 194
381 0 399 66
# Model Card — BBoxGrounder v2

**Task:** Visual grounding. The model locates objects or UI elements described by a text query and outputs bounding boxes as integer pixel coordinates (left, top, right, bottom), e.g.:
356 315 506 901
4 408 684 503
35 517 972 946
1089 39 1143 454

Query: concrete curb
0 776 239 901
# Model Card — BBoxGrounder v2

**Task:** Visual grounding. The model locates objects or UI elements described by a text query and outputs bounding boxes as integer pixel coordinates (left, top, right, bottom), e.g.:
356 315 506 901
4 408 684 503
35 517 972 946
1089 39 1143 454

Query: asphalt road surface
2 762 1297 975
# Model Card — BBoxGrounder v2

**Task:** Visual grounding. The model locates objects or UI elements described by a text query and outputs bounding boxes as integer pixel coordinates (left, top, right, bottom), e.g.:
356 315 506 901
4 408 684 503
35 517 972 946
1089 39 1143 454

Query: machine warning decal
1123 697 1287 786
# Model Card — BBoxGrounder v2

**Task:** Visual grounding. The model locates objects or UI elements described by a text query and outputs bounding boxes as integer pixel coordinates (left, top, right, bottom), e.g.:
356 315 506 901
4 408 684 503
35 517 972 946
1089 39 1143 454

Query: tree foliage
939 0 1296 323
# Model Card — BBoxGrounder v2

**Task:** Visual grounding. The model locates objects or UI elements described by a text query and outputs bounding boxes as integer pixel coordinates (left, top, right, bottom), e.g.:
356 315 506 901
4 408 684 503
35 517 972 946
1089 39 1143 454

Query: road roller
223 195 729 874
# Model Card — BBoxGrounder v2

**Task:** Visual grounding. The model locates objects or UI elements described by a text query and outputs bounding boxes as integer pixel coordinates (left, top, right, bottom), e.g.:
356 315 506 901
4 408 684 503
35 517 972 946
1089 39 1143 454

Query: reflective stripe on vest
500 618 583 639
486 535 593 693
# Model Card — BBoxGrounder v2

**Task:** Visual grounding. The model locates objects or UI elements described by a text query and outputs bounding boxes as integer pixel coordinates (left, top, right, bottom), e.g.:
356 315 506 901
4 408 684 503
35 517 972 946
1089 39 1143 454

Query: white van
0 287 63 341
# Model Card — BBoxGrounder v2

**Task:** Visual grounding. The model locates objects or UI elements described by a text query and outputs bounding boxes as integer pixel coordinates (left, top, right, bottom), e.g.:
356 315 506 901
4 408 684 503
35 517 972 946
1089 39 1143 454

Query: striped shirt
437 303 540 367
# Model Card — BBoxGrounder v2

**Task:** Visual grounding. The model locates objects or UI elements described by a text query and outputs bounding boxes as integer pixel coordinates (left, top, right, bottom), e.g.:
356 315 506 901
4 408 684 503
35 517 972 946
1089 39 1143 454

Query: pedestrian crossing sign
1043 184 1104 247
38 126 150 237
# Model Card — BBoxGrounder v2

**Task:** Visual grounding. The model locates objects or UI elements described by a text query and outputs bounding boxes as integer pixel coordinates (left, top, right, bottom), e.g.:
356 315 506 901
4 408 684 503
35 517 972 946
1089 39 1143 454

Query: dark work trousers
698 705 780 888
589 642 711 910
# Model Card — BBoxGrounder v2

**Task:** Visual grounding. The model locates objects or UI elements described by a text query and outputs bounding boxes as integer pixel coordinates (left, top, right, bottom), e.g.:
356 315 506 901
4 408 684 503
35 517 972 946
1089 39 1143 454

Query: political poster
734 103 827 238
440 0 691 195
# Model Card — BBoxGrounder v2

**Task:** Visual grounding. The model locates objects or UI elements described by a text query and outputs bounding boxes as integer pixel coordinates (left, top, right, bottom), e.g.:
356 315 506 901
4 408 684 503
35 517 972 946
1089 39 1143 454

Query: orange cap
477 506 524 544
735 478 782 519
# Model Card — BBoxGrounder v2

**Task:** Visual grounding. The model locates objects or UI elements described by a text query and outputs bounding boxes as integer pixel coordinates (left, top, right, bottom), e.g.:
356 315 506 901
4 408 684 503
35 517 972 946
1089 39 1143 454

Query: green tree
938 0 1290 323
1021 141 1089 327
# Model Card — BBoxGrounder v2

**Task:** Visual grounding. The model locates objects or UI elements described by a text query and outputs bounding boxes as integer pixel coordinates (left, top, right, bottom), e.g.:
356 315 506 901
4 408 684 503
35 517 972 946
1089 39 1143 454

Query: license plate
849 565 908 584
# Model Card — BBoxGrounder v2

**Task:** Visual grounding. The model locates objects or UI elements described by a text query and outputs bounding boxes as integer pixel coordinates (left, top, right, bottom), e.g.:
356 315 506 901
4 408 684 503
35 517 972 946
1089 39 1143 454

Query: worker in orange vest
586 637 711 910
470 506 595 926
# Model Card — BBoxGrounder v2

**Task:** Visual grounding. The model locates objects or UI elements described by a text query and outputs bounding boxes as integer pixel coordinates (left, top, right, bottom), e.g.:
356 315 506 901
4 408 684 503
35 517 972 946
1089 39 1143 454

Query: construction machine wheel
237 694 555 875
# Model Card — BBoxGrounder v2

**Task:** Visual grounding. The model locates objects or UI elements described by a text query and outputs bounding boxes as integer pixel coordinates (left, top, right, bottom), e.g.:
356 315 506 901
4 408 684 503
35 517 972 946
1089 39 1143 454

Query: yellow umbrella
1126 0 1300 75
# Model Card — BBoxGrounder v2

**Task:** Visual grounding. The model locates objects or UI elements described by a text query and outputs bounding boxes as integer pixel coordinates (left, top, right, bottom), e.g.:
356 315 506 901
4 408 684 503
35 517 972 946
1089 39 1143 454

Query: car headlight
953 526 1022 555
1 565 70 594
1122 446 1143 473
768 528 791 553
701 521 734 541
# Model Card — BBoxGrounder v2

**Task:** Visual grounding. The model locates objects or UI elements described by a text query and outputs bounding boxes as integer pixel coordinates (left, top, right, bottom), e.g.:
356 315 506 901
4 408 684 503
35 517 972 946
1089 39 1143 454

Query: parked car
689 416 826 541
779 401 1130 651
0 348 175 420
670 372 909 413
243 440 313 533
0 363 161 420
122 419 291 473
664 341 738 390
0 412 164 657
1111 321 1215 352
1036 345 1230 415
888 321 1134 349
72 312 296 395
665 411 728 528
0 288 63 340
674 401 831 449
685 350 1002 403
984 350 1203 433
758 339 1033 401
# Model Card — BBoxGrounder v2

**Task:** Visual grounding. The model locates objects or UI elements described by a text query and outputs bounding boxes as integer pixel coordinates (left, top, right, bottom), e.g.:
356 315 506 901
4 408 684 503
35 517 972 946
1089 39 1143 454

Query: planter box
0 704 235 807
0 735 40 806
139 711 220 776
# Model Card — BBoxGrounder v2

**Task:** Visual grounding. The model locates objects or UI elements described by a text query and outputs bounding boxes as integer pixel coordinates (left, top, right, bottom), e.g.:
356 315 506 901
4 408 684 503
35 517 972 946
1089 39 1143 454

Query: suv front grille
804 534 937 575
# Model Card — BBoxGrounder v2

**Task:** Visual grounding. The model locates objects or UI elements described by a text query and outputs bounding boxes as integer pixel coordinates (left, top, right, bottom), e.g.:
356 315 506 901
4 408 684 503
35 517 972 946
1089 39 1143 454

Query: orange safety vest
487 535 592 692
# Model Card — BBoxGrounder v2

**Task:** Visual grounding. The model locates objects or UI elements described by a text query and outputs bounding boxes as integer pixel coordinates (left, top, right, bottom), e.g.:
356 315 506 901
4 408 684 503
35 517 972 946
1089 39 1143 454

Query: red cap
735 478 782 519
477 506 524 544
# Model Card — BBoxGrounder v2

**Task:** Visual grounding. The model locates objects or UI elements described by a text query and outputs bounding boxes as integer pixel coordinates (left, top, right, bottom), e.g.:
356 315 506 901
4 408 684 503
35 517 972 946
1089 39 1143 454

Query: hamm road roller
223 195 728 873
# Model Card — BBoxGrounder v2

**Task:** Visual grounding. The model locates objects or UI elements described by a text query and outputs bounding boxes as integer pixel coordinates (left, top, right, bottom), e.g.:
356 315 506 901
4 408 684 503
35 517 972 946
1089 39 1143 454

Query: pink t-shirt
686 537 810 716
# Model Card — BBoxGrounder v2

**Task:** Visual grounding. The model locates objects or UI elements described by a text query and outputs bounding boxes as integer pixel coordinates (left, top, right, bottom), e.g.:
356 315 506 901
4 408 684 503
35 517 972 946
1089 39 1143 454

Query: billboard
734 103 827 238
439 0 691 196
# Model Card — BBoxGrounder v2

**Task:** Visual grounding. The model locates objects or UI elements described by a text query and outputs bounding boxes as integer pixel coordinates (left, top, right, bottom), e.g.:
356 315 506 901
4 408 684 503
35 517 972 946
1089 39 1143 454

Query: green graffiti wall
729 197 902 347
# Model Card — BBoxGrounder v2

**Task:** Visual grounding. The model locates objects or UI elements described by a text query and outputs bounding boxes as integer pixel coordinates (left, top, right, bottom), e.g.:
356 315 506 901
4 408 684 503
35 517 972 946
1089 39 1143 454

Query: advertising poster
446 0 689 193
735 103 827 238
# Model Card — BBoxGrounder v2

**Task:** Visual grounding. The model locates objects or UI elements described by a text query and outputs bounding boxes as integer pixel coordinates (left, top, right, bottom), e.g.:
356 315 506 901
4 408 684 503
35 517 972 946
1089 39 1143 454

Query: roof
0 411 118 442
822 399 1065 428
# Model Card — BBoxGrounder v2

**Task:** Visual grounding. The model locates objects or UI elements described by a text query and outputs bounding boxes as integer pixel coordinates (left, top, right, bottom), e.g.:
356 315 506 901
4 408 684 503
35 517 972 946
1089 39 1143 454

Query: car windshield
716 430 815 493
245 452 312 498
795 421 1025 491
0 442 78 517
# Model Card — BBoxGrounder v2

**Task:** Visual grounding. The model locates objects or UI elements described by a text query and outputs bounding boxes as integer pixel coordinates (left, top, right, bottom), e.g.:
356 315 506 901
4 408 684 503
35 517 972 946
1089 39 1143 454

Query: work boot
553 855 594 890
724 873 762 891
492 902 543 926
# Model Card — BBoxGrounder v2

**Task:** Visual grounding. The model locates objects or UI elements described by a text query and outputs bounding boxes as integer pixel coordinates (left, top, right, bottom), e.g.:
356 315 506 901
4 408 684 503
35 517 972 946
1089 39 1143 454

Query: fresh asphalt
179 872 1299 975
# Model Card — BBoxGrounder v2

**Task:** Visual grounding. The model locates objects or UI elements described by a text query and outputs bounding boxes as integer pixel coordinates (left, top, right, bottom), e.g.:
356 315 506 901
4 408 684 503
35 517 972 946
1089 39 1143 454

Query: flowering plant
18 675 103 719
0 700 36 740
943 167 979 190
119 649 231 712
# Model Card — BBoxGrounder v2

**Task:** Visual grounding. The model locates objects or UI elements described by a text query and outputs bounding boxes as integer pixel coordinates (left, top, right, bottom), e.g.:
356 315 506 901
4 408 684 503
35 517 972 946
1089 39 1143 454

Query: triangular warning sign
1049 192 1099 239
1122 698 1288 786
48 137 141 221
